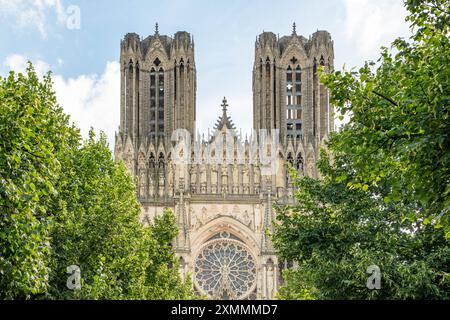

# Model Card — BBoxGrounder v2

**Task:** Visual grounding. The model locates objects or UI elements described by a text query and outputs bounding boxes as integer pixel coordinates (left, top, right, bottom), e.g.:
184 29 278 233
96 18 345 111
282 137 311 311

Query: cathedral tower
253 24 334 143
118 24 196 145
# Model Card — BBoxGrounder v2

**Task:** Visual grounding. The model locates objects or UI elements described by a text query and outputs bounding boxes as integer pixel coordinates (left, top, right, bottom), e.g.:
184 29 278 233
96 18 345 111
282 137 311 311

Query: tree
321 0 450 236
47 131 194 299
145 209 195 300
0 65 194 300
273 0 450 299
274 152 449 299
0 65 79 299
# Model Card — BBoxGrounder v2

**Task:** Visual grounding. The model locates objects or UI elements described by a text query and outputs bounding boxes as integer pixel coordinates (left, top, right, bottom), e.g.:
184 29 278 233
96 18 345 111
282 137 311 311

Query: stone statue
200 164 206 186
211 164 218 194
190 165 197 193
254 166 261 185
221 170 228 194
124 153 133 173
201 207 208 226
191 211 201 229
232 164 239 193
242 210 252 228
167 163 174 196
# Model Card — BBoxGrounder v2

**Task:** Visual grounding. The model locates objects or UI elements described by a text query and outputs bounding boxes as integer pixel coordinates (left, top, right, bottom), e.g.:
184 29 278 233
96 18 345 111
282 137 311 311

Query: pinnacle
221 96 228 115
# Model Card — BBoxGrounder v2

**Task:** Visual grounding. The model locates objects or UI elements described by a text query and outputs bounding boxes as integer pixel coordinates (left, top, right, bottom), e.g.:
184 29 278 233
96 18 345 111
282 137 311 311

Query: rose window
194 234 256 300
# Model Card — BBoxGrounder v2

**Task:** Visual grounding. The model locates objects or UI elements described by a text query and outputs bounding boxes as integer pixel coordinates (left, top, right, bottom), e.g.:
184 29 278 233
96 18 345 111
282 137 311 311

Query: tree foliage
321 0 450 236
0 66 194 299
0 65 78 298
274 152 449 299
48 132 193 299
274 0 450 299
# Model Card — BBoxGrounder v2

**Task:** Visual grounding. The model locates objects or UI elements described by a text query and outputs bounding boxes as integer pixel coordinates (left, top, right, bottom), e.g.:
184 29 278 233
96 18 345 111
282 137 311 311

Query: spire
210 97 237 140
292 22 297 35
221 96 228 116
155 22 159 36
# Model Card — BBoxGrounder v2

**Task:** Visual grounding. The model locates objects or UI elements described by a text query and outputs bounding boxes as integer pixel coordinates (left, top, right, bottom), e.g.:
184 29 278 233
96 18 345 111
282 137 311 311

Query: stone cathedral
115 24 334 300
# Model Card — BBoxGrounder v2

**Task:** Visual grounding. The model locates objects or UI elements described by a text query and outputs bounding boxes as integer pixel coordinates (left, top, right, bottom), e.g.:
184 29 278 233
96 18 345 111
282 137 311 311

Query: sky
0 0 412 148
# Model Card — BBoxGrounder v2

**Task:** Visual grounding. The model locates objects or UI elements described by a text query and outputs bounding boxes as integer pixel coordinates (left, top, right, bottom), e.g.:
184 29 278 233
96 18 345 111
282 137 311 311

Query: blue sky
0 0 411 148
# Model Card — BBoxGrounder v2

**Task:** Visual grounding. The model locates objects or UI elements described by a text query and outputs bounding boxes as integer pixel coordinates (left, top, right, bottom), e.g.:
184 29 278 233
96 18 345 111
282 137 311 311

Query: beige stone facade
115 24 334 300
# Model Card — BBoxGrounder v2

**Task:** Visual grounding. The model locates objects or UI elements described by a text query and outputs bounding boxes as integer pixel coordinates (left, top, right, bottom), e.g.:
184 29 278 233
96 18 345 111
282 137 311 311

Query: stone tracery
194 234 257 300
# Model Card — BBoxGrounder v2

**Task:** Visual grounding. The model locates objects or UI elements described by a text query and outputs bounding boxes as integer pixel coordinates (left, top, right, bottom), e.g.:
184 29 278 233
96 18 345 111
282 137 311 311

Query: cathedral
114 23 334 300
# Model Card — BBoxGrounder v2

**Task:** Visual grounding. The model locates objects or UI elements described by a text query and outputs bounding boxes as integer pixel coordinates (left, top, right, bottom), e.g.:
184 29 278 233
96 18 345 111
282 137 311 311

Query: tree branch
372 90 399 107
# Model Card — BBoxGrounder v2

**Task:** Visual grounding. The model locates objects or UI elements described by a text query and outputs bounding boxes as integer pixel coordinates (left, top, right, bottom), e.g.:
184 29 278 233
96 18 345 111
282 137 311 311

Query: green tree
47 132 194 299
0 65 79 299
321 0 450 236
274 152 449 299
273 0 450 299
0 65 194 300
146 210 195 300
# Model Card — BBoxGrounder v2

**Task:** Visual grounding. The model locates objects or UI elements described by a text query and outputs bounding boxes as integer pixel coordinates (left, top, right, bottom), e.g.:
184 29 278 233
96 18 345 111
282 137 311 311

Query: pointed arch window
286 65 293 83
179 60 185 113
158 67 165 136
313 58 318 137
265 59 271 128
318 55 328 137
158 68 164 88
295 65 302 82
150 68 156 87
286 61 302 138
149 68 156 133
158 67 164 103
174 60 177 100
126 61 134 132
286 64 302 100
155 65 163 136
150 58 165 138
295 65 302 97
150 68 156 108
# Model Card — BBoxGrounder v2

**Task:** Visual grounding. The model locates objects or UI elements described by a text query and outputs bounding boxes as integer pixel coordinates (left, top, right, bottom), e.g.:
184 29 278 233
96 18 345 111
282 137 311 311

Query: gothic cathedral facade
115 24 334 300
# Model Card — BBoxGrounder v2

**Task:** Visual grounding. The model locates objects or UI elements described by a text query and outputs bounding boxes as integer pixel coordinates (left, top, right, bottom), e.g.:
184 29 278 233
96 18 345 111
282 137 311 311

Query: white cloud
0 0 68 38
3 53 50 76
2 54 120 150
343 0 411 57
52 61 120 149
